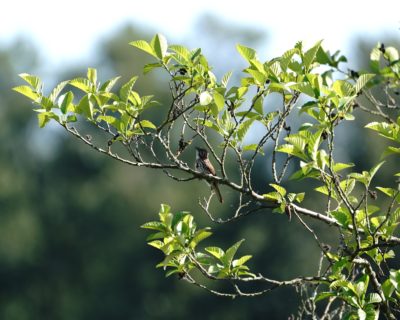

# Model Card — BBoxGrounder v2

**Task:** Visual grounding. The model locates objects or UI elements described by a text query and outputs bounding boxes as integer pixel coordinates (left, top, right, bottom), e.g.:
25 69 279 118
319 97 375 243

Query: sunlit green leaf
236 44 257 62
69 78 93 93
205 246 224 260
100 76 121 92
18 73 42 90
87 68 97 85
303 40 322 70
354 74 375 94
13 85 40 101
232 255 252 267
130 40 157 58
59 91 74 114
139 120 156 129
49 80 68 102
221 71 233 88
236 119 254 142
269 183 286 196
242 144 264 155
120 76 138 103
169 45 190 61
213 91 225 111
333 162 355 172
141 221 166 231
190 229 212 249
223 239 245 267
151 33 168 59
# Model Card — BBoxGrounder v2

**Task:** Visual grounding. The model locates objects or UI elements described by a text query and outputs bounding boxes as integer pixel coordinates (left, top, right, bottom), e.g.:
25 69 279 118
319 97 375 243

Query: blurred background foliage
0 15 399 319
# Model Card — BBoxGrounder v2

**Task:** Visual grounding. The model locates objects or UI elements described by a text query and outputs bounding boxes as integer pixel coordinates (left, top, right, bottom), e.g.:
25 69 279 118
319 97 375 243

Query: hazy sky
2 0 399 68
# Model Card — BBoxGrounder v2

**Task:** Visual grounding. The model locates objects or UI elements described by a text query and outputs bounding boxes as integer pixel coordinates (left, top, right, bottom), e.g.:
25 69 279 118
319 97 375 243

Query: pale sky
1 0 399 68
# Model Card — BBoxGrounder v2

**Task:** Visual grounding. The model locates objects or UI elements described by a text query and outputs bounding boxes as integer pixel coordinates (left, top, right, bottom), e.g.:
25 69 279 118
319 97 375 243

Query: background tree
12 28 400 320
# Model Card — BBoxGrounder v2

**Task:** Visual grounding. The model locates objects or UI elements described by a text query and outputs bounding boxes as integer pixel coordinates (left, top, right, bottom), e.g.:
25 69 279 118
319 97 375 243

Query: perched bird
195 147 223 203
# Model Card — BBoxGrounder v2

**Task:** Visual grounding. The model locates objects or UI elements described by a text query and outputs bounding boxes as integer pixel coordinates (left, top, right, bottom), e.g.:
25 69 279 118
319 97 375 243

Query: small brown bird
195 147 223 203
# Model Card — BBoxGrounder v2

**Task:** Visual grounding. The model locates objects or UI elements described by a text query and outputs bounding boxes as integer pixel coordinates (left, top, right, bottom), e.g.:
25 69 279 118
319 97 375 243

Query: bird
195 147 223 203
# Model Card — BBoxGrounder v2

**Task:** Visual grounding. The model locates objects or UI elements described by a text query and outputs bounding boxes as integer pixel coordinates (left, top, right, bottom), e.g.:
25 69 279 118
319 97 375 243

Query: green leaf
307 130 322 160
38 96 54 110
66 115 77 123
340 178 355 195
332 80 354 97
221 71 233 88
160 203 171 214
49 80 68 102
141 221 166 231
333 162 355 172
139 120 156 129
87 68 97 85
316 47 332 65
330 279 350 290
190 48 201 62
242 144 264 155
13 85 40 101
236 44 257 62
270 183 286 196
247 69 266 85
331 210 351 226
37 113 49 128
213 91 225 111
263 191 281 202
390 269 400 291
190 229 212 249
151 33 168 59
143 62 163 74
232 255 252 267
315 291 336 302
315 185 331 197
376 187 396 198
369 161 385 182
236 119 254 142
129 40 157 58
148 240 164 249
18 73 42 90
276 144 307 161
223 239 245 267
354 74 375 94
59 91 74 114
280 48 297 71
303 40 322 70
76 95 93 119
367 293 382 304
383 146 400 157
120 76 138 103
100 76 121 92
295 192 305 203
291 82 315 97
165 269 181 278
69 78 93 93
382 279 395 298
253 96 263 114
97 115 119 127
36 111 58 128
285 134 307 151
169 45 190 61
205 246 225 260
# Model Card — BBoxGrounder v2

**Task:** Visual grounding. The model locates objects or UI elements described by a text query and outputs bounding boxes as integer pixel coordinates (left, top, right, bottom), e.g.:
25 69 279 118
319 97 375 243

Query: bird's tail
213 182 223 203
